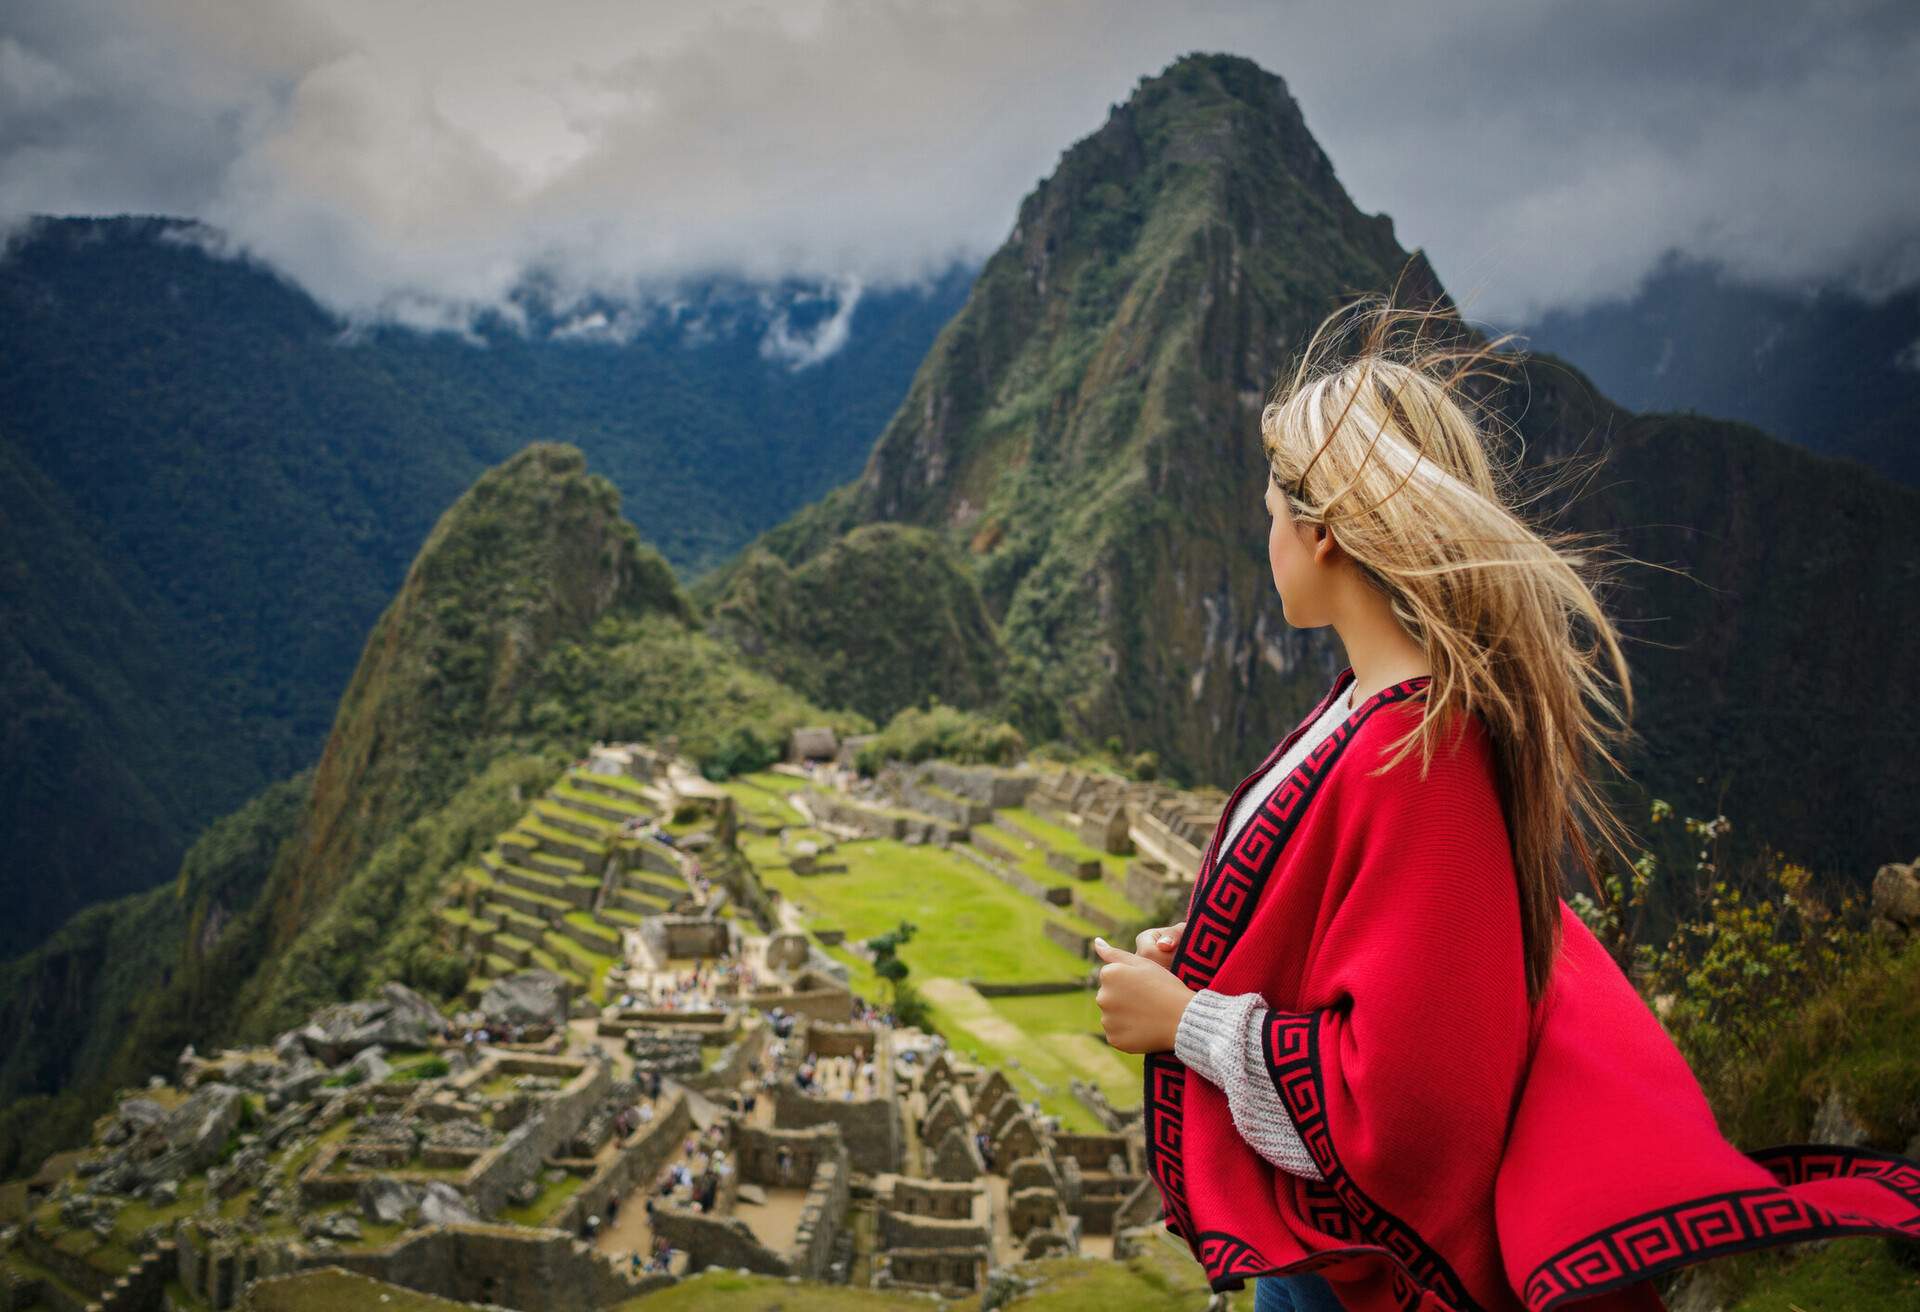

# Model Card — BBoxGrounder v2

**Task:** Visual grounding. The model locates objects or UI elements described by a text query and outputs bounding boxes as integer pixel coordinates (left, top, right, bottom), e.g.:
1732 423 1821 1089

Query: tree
865 919 919 1009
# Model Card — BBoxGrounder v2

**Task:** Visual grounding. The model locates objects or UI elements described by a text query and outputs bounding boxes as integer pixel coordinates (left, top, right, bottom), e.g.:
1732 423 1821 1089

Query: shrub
855 703 1026 774
1574 799 1873 1120
891 977 936 1033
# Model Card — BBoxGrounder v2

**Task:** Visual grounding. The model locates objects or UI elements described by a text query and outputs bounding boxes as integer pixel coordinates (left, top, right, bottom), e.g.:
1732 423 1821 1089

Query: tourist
607 1193 620 1222
638 1101 654 1124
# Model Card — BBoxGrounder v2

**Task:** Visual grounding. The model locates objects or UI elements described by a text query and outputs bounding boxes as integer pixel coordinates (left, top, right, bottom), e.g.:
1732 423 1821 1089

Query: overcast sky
3 0 1915 337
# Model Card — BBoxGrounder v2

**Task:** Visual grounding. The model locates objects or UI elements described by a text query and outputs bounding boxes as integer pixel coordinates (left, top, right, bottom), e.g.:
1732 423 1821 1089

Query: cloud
758 276 864 370
1 0 1914 333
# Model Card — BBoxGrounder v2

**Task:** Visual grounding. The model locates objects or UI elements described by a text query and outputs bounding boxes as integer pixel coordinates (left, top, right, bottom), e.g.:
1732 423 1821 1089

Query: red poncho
1145 667 1920 1310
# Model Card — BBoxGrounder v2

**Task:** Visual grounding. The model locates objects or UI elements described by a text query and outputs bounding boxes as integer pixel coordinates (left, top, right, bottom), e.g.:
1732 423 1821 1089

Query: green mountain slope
0 217 969 955
0 434 255 952
261 443 688 948
703 51 1920 884
707 523 1004 723
0 443 857 1176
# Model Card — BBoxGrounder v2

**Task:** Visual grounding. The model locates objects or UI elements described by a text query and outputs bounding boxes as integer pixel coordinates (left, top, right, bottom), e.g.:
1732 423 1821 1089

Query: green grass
608 1239 1252 1311
244 1266 464 1309
565 768 652 800
552 777 652 818
999 807 1126 871
738 770 809 795
997 843 1143 926
517 816 608 857
475 861 570 898
534 798 622 837
1723 1238 1920 1310
498 1171 586 1228
545 932 618 1002
526 943 588 987
485 904 549 934
720 777 807 827
752 838 1092 982
987 989 1142 1115
562 912 619 951
741 832 1128 1132
1715 934 1920 1150
505 834 590 871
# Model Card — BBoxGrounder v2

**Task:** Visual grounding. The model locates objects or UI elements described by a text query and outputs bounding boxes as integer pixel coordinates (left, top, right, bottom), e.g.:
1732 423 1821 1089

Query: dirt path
918 977 1026 1049
1053 1032 1136 1089
731 1184 811 1252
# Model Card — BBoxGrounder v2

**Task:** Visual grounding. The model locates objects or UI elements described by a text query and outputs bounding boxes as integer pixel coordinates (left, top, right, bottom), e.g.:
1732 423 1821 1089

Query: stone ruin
1 738 1177 1311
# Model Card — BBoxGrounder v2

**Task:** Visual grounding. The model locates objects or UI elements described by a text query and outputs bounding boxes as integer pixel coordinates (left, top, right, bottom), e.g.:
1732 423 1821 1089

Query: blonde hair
1260 277 1646 1005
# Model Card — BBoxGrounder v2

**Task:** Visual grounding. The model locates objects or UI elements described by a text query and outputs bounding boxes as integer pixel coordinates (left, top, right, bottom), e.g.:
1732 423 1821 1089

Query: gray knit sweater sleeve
1174 987 1326 1181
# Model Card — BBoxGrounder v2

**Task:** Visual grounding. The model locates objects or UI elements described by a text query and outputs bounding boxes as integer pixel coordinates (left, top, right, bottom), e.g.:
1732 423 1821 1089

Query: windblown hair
1260 282 1645 1006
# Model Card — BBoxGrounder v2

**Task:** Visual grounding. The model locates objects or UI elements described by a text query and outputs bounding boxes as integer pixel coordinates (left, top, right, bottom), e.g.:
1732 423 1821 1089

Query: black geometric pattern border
1262 1008 1483 1311
1142 673 1435 1295
1520 1145 1920 1309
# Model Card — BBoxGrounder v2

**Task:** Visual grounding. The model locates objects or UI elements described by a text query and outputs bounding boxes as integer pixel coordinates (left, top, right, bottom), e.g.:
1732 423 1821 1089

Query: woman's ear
1312 523 1340 564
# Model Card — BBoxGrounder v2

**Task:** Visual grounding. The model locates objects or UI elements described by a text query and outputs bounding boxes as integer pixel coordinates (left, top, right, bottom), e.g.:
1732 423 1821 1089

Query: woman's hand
1091 933 1197 1054
1134 919 1187 968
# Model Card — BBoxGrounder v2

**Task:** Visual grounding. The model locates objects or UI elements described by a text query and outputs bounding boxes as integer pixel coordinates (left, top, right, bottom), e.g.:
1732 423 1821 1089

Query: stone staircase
440 764 701 1009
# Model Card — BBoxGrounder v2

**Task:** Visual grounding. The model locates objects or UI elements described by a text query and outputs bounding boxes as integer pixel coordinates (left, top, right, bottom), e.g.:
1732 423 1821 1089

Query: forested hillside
701 53 1920 889
0 218 970 956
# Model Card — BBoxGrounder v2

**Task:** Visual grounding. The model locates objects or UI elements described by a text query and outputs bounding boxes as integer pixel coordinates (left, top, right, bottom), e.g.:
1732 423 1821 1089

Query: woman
1090 294 1919 1311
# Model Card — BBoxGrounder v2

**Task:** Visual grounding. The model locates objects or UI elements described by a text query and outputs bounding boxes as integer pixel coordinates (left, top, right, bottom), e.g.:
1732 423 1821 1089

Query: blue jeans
1255 1270 1345 1312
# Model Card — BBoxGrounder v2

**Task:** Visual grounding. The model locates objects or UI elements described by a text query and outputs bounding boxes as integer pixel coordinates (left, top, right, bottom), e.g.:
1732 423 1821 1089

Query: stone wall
468 1059 612 1215
882 1176 982 1220
637 916 732 963
1125 856 1189 912
549 1089 692 1236
739 986 852 1023
878 1209 989 1250
1070 1078 1139 1130
772 1084 900 1175
322 1223 661 1310
895 774 993 827
1042 920 1091 958
875 1246 988 1296
801 1020 876 1060
16 1225 112 1300
968 980 1088 997
1051 1133 1133 1174
801 792 966 844
1068 893 1128 938
921 761 1036 808
650 1208 789 1277
949 843 1071 907
787 1138 850 1281
677 1015 770 1096
733 1124 839 1188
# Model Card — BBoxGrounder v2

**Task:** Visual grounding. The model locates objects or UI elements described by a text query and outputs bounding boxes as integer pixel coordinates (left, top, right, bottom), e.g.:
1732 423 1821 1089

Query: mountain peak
271 441 689 941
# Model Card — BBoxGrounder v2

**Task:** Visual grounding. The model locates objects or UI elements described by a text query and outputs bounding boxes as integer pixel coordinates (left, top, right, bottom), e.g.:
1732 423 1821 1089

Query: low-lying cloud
2 0 1915 339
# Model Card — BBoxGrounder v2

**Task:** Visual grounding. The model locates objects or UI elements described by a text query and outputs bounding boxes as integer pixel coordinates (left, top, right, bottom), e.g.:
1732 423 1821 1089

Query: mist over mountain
1513 250 1920 487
